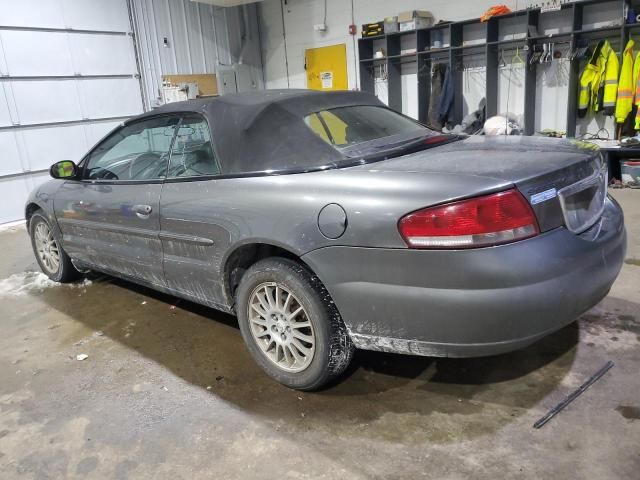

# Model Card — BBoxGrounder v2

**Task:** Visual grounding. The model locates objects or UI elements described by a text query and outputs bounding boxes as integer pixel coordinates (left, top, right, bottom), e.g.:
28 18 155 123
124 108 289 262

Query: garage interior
0 0 639 478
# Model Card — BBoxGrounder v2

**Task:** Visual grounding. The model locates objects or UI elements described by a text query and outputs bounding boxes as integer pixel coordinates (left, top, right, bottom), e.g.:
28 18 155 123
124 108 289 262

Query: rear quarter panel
164 166 512 253
159 166 511 307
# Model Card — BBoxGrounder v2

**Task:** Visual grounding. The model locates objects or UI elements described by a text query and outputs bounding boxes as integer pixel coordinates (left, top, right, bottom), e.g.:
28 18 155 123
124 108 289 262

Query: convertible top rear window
304 106 426 149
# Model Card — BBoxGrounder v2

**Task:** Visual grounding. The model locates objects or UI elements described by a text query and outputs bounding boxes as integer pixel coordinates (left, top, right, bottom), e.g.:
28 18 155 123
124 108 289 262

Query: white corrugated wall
131 0 264 109
131 0 223 109
0 0 264 224
0 0 144 225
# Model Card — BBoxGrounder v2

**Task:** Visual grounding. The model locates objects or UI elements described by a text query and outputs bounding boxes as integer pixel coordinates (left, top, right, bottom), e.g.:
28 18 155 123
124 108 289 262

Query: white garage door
0 0 144 224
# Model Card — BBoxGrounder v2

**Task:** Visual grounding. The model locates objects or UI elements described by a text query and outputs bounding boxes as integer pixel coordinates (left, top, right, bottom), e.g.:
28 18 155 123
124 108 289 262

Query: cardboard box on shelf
162 74 218 97
398 10 434 32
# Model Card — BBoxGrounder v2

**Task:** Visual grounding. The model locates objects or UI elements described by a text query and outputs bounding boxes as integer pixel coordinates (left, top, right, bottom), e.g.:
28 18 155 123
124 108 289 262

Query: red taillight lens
398 189 540 249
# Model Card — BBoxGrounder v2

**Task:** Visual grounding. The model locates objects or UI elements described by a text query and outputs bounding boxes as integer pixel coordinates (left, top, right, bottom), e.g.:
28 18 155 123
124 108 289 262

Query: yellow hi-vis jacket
616 40 634 123
634 51 640 129
578 41 619 116
634 51 640 100
578 41 604 116
601 41 619 115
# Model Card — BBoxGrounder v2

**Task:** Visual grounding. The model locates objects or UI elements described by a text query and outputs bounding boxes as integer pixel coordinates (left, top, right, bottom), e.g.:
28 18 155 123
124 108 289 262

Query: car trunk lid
355 135 606 233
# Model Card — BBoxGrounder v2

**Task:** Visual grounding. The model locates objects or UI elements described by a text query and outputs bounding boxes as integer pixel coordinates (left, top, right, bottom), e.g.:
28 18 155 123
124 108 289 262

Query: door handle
132 204 153 218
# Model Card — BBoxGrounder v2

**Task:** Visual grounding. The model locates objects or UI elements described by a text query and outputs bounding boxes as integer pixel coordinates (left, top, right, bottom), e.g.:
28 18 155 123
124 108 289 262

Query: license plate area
558 167 607 234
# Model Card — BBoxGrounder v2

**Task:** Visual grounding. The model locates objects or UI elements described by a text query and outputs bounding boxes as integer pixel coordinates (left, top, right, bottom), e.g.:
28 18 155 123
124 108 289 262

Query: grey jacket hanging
438 66 455 125
428 64 446 129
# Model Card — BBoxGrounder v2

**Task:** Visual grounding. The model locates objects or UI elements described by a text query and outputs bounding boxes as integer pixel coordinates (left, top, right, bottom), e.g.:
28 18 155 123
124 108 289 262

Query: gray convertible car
26 89 626 390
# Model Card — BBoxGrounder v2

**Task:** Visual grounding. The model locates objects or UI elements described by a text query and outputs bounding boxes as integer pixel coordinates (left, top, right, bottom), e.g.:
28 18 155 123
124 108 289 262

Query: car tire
29 211 80 283
236 257 354 391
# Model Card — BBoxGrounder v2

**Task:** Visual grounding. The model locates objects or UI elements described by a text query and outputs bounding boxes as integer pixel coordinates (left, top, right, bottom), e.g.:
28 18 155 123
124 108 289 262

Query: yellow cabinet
305 44 348 91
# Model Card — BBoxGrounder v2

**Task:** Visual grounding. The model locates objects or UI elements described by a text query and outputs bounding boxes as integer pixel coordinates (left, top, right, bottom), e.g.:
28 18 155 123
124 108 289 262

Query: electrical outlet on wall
314 23 327 32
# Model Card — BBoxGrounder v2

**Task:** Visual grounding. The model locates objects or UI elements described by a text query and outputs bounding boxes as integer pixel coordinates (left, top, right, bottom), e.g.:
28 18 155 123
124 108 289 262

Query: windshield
304 105 428 150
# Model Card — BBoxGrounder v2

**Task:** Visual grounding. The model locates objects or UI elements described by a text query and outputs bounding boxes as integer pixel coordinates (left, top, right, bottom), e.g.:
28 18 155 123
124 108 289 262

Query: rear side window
167 115 219 178
304 105 425 149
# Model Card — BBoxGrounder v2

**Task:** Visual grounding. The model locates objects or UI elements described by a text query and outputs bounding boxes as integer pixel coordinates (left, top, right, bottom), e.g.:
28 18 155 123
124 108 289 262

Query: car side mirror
50 160 79 180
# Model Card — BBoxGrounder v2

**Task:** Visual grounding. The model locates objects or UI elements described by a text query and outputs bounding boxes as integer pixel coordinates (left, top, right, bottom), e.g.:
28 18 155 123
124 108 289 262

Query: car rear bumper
301 197 626 357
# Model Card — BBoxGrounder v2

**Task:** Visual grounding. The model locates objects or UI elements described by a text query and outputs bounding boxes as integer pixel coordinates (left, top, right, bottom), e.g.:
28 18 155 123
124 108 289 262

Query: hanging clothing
578 41 603 117
615 39 634 124
428 64 446 130
601 41 619 116
620 52 640 136
621 104 638 137
633 51 640 101
633 51 640 130
438 66 455 125
578 40 619 117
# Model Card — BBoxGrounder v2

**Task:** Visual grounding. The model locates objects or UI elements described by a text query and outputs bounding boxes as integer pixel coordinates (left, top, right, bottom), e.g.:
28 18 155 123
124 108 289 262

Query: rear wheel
236 257 354 390
29 212 80 283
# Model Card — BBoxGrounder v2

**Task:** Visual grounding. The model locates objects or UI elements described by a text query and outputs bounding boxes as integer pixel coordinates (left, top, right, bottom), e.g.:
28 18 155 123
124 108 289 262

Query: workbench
589 140 640 181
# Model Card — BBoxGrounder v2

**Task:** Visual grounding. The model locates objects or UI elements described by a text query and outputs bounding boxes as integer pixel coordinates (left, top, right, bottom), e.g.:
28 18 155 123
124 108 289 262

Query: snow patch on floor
0 271 92 296
0 220 26 233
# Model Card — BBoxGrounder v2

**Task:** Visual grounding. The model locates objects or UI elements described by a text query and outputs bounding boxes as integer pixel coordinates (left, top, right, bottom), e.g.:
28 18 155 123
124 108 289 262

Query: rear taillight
398 189 540 249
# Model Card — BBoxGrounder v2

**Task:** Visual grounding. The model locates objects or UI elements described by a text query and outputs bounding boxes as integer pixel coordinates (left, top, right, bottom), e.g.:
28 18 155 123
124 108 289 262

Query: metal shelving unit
358 0 629 137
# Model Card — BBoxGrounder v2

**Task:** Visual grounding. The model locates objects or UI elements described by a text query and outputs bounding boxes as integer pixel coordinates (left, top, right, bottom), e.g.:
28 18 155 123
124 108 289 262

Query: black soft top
132 89 384 175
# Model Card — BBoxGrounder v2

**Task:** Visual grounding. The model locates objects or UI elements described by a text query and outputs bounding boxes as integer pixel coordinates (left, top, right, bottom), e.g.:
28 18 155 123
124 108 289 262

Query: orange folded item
480 5 512 22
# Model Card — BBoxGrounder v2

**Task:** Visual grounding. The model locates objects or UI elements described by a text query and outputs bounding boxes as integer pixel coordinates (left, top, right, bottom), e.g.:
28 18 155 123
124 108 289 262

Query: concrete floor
0 191 638 480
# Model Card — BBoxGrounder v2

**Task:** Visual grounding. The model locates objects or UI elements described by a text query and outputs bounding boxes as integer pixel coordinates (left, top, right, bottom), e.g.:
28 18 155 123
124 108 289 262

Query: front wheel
236 258 354 390
29 212 80 283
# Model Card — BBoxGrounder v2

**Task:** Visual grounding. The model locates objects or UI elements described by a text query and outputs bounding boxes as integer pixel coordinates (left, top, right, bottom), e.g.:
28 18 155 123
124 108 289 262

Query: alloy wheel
248 282 316 373
34 222 60 274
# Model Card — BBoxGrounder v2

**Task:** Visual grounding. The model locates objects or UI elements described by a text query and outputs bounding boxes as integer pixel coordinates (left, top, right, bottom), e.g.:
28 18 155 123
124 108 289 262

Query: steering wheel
129 152 162 180
98 170 119 180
